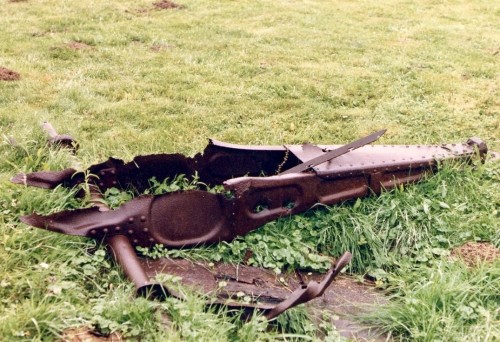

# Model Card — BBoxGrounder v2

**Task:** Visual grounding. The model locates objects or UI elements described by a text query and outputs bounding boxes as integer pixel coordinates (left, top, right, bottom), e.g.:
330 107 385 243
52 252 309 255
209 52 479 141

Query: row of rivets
98 180 118 187
99 169 116 176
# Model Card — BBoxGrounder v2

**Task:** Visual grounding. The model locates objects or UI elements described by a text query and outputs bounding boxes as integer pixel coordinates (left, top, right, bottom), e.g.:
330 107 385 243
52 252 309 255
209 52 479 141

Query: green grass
1 0 499 340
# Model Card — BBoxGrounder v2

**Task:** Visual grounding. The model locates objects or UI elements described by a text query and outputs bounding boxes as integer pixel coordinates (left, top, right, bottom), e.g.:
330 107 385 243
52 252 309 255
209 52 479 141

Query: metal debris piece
279 129 386 174
42 121 78 151
93 182 352 318
136 252 352 320
11 128 495 319
14 132 492 248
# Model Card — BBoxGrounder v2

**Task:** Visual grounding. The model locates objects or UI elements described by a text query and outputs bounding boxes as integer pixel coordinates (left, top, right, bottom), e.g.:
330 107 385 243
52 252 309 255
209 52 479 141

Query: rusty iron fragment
42 121 78 152
15 131 492 248
136 252 352 320
100 185 353 318
11 128 495 318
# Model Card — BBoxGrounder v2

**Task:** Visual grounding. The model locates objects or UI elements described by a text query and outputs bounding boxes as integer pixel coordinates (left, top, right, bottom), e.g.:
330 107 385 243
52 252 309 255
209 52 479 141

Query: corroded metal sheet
11 128 495 320
18 135 491 248
135 252 352 319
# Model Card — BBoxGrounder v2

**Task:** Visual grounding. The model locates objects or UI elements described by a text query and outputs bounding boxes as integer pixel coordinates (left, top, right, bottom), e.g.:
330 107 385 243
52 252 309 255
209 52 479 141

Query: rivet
99 182 104 187
111 170 116 175
112 181 117 185
133 239 138 244
103 228 108 233
100 171 106 176
140 216 146 222
90 230 96 235
149 238 154 242
143 228 149 232
128 229 134 235
128 217 134 223
115 226 121 231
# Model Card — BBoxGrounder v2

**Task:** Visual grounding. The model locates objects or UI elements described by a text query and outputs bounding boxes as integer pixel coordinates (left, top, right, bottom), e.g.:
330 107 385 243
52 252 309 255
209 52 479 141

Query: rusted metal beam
16 133 492 248
11 128 496 319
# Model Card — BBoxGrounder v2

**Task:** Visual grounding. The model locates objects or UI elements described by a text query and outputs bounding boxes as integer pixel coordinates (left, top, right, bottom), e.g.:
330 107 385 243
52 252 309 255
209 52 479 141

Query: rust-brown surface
451 241 500 267
60 328 123 342
141 257 388 340
139 254 350 315
0 67 20 81
16 136 488 250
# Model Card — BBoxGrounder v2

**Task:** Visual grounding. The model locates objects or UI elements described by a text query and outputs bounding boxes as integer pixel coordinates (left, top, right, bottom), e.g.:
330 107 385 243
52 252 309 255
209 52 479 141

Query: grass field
1 0 499 340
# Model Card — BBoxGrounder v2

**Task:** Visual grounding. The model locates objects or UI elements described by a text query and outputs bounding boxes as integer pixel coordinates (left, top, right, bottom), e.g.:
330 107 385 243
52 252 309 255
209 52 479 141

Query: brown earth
150 43 173 52
153 0 183 10
66 42 91 50
60 328 122 342
0 67 20 81
451 241 500 267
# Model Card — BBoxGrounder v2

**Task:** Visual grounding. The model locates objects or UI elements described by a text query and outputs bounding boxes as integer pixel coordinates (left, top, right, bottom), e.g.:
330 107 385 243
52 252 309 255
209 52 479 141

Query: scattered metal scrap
11 124 494 320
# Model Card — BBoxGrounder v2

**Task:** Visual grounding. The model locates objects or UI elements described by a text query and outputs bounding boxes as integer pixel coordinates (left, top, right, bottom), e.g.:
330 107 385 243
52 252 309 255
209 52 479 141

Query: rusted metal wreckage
12 125 494 319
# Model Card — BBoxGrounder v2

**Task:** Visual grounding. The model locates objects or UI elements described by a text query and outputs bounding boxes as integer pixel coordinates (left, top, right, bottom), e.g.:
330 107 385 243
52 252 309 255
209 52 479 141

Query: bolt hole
252 203 269 213
283 200 295 209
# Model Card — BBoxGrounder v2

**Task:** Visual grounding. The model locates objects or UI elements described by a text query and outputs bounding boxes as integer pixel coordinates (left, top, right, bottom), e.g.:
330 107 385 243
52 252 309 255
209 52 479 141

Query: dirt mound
153 0 183 10
451 241 500 267
150 43 173 52
0 67 20 81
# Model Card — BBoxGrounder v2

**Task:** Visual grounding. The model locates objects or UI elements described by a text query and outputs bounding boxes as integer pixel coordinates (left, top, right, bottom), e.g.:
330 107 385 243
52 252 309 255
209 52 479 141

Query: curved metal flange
134 250 352 318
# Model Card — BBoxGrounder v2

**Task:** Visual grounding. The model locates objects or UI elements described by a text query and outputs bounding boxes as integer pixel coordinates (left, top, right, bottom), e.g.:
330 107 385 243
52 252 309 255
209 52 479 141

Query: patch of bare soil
451 241 500 267
0 67 20 81
60 328 123 342
150 43 174 52
306 275 390 341
153 0 184 10
66 42 91 50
